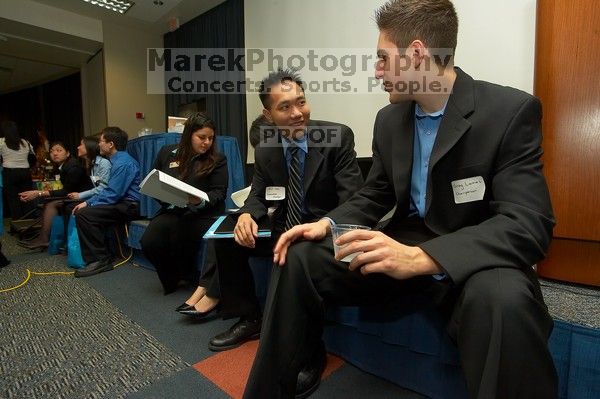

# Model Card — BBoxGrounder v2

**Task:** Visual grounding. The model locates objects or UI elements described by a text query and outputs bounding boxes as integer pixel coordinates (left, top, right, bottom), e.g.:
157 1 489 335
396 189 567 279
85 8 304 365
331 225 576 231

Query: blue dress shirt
86 151 141 206
410 103 447 279
409 103 446 217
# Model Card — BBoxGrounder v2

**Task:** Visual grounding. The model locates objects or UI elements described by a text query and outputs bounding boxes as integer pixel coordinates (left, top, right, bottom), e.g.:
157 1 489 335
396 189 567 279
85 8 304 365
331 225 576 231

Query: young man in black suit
245 1 558 398
207 69 364 360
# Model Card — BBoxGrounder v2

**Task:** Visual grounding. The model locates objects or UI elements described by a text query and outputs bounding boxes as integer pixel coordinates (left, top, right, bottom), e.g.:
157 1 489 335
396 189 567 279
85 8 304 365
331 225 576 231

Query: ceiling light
82 0 134 14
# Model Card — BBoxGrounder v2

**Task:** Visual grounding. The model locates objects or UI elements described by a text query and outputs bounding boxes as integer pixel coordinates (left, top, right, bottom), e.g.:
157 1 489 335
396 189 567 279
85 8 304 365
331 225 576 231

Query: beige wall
103 21 165 137
80 50 107 136
244 0 536 160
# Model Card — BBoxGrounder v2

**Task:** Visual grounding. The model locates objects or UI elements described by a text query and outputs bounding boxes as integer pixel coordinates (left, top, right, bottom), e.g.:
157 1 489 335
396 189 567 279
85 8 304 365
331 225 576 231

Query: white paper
265 186 285 201
451 176 485 204
140 169 210 207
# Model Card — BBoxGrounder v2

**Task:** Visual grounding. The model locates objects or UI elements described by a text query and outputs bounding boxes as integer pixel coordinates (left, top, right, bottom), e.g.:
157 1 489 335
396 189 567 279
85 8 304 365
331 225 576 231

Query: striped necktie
285 146 303 231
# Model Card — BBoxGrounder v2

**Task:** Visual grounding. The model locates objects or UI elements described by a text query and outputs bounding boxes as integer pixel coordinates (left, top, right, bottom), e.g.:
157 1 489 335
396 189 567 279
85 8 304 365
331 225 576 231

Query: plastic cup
331 224 371 262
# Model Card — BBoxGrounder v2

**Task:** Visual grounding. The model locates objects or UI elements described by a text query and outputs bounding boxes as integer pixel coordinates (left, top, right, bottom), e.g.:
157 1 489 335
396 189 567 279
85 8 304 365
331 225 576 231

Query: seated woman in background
141 113 228 308
67 135 111 203
18 141 93 250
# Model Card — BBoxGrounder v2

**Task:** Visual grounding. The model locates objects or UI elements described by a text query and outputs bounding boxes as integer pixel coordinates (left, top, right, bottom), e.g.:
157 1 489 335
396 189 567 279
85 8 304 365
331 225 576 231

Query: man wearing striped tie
209 69 363 378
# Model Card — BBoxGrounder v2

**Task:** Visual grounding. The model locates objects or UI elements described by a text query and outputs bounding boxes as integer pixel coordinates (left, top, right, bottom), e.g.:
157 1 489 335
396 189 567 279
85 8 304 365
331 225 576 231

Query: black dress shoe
74 258 114 278
295 341 327 399
208 318 261 351
175 303 195 312
179 304 219 319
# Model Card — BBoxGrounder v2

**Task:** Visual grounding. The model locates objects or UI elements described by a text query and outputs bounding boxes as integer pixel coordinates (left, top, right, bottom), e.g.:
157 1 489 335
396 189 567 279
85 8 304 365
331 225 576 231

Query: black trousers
2 167 35 219
243 237 558 399
214 236 276 320
140 210 217 294
75 201 139 263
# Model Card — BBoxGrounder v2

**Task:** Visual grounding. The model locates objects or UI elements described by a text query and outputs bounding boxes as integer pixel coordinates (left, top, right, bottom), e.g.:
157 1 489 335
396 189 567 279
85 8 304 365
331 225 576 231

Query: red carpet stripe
194 340 345 398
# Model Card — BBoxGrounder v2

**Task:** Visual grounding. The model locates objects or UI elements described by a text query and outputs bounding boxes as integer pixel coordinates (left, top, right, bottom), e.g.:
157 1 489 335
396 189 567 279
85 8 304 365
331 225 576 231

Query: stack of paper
140 169 210 207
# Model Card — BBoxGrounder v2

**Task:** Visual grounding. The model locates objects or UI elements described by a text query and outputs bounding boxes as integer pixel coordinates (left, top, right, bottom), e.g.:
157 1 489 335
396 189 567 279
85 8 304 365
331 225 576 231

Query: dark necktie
285 146 303 231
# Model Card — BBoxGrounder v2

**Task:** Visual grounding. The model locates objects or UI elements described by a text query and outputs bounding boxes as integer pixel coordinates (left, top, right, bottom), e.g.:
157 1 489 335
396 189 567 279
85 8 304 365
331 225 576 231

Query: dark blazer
153 144 228 215
329 68 555 284
241 120 363 232
49 157 93 197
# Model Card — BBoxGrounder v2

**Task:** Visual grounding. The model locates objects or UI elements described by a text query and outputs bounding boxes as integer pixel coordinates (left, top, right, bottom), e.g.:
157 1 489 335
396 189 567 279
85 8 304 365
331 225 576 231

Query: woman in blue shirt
67 135 111 201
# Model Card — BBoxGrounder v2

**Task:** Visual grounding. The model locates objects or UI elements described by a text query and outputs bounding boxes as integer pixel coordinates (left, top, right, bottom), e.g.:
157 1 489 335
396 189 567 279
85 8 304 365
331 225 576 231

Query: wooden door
534 0 600 286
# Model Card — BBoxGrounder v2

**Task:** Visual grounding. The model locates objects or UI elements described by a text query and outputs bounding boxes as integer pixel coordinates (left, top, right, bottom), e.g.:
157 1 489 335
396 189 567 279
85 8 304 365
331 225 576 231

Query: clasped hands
272 219 442 280
18 190 41 202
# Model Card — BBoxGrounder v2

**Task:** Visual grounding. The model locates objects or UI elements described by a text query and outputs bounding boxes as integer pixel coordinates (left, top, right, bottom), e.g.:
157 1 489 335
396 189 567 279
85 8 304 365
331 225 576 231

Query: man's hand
273 219 331 266
336 230 442 280
67 192 80 200
234 213 258 248
19 190 39 202
72 201 87 214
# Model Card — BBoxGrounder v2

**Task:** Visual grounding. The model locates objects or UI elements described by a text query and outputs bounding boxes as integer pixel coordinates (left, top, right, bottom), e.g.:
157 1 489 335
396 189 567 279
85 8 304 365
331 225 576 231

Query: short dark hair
49 141 69 154
375 0 458 54
248 114 275 149
101 126 128 151
259 68 305 109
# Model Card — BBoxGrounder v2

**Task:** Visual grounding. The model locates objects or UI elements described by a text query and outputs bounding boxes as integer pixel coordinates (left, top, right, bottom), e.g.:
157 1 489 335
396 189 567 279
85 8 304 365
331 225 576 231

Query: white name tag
265 186 285 201
451 176 485 204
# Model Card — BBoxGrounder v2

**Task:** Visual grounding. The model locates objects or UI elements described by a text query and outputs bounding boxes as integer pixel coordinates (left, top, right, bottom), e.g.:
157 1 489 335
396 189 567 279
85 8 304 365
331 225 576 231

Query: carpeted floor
0 240 187 399
0 231 423 399
1 229 598 398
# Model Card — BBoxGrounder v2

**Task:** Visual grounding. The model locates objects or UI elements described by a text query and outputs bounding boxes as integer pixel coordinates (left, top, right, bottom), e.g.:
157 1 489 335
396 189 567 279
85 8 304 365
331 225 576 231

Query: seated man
244 1 558 398
209 69 364 358
73 126 141 277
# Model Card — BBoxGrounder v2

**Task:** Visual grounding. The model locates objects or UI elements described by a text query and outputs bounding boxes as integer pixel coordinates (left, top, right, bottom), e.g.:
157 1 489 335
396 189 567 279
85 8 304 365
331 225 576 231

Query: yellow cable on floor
0 269 74 293
1 223 133 293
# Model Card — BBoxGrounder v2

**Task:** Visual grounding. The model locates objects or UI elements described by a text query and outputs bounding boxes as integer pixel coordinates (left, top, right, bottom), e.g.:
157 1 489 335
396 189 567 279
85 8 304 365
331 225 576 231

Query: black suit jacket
241 120 363 232
329 68 555 284
152 144 228 216
49 157 93 197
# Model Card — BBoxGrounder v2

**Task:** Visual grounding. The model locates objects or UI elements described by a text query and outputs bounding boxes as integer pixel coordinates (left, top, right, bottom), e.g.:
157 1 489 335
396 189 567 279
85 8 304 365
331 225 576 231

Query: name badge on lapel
265 186 285 201
169 161 179 168
451 176 485 204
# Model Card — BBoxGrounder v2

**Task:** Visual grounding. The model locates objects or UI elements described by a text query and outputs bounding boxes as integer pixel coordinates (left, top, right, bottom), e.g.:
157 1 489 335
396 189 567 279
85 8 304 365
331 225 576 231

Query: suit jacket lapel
392 103 416 207
426 67 474 213
303 122 325 192
264 144 288 186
